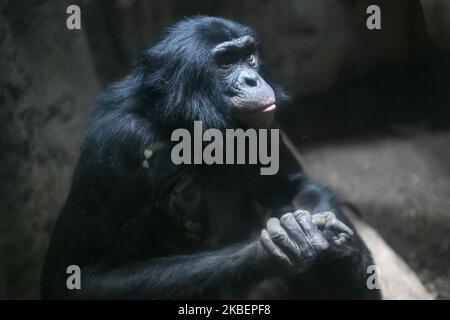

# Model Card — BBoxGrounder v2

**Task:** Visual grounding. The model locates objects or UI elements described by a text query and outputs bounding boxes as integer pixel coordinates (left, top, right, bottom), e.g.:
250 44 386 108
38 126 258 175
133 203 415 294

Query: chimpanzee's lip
248 101 277 112
236 100 277 113
261 104 276 112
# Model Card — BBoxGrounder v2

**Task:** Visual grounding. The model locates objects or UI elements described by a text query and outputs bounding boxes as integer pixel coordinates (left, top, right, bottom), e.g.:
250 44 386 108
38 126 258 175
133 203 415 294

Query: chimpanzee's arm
59 240 270 299
42 110 330 299
260 138 381 299
42 110 264 299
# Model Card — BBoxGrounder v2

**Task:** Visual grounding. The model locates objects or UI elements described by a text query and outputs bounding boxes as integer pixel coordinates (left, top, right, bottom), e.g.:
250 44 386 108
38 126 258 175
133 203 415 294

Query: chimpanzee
41 16 380 299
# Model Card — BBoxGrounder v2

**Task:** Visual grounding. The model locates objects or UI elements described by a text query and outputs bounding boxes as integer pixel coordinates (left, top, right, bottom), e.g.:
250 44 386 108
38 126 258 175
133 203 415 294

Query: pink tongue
262 104 277 112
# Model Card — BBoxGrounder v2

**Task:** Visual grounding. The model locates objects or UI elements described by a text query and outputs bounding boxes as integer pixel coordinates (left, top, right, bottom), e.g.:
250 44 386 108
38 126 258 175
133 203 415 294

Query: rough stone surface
349 212 435 300
0 0 100 298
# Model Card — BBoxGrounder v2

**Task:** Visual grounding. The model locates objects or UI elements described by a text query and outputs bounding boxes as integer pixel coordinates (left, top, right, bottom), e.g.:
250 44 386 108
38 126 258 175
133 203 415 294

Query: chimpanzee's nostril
244 77 258 87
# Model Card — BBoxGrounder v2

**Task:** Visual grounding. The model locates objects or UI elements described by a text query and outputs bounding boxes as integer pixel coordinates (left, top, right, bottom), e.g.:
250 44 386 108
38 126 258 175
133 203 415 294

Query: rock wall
0 0 100 298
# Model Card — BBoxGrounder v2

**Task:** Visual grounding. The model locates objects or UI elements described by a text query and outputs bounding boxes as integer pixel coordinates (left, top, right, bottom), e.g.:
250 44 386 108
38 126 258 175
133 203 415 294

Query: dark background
0 0 449 299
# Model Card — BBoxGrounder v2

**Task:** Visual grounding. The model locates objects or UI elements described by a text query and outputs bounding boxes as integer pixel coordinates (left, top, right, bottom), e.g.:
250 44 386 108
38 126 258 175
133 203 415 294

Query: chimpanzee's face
212 35 276 128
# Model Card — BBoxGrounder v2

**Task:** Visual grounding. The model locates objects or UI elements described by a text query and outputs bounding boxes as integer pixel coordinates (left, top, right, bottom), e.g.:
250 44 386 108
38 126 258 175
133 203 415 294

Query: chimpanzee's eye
216 53 236 70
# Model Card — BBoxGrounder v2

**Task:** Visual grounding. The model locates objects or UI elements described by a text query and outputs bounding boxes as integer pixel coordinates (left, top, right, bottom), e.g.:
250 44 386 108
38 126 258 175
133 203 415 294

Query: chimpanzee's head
139 16 288 130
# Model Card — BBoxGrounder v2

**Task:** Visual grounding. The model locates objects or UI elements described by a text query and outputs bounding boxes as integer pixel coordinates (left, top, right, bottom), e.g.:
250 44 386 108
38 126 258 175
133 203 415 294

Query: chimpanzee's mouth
261 104 276 112
243 100 276 113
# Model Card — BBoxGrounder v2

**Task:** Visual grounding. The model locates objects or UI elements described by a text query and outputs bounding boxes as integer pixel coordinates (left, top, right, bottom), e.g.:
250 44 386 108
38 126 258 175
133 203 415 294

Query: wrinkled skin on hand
257 210 355 273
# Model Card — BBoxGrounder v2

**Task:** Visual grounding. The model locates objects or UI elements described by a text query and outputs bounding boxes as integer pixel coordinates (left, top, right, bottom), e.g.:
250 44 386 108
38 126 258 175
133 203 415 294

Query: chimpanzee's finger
260 229 293 267
292 210 329 253
312 211 354 236
266 217 303 262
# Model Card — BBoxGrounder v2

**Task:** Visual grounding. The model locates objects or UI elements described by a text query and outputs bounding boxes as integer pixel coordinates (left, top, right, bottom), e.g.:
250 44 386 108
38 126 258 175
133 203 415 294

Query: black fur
41 16 379 299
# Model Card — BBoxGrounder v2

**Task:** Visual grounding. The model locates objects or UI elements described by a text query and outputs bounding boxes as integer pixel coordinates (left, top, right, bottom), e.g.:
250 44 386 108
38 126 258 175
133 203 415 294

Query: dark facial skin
213 36 276 128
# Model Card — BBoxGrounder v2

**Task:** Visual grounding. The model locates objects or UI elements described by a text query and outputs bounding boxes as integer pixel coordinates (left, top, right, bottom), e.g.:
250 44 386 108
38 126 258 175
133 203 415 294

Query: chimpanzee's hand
258 210 354 273
311 211 355 257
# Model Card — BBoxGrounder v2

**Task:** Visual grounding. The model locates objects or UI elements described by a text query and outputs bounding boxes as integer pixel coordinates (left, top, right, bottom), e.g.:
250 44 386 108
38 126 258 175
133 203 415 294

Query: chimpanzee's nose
239 70 259 87
244 76 258 87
